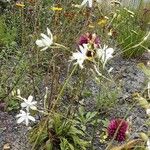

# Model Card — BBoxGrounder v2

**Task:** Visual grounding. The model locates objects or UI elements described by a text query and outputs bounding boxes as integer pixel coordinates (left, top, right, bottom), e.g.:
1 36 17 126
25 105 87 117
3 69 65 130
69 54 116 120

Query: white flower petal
78 60 84 69
148 82 150 99
47 28 51 35
21 102 28 108
36 28 53 51
81 44 89 54
41 37 51 47
72 52 83 60
16 114 23 118
100 45 114 67
17 117 25 124
20 110 26 114
88 0 93 7
28 115 35 122
47 28 53 41
18 95 37 111
108 67 113 73
71 45 88 69
28 95 33 102
25 117 29 126
96 48 102 58
41 33 52 44
147 139 150 150
30 105 37 110
17 89 21 96
36 40 45 47
146 109 150 115
81 0 88 6
32 101 37 105
40 46 49 51
105 48 114 56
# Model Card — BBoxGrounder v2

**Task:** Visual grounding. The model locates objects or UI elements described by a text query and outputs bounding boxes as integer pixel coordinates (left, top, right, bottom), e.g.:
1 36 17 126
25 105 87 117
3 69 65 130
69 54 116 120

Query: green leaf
69 126 84 136
45 140 53 150
86 112 97 122
60 138 74 150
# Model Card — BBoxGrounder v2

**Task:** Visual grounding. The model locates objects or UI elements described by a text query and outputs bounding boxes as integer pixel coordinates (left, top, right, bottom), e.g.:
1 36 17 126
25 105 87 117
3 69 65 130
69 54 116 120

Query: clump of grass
96 83 118 112
0 15 17 46
29 109 96 150
112 6 150 58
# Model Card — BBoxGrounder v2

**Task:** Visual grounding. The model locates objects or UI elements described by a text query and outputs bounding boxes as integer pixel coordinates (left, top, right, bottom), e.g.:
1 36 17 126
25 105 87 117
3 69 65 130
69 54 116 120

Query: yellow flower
88 24 95 28
16 3 25 7
51 7 63 11
98 16 108 27
108 29 113 36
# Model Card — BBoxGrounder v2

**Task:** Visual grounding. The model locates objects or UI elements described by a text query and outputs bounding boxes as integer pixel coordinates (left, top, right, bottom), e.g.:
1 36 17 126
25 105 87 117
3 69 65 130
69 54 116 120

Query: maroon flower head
78 33 100 49
107 119 129 142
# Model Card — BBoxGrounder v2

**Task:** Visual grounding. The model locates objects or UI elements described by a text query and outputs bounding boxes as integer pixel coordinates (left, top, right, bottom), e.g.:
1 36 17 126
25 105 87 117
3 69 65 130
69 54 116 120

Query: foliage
96 83 118 111
112 7 150 57
29 111 91 150
0 1 150 150
0 16 17 46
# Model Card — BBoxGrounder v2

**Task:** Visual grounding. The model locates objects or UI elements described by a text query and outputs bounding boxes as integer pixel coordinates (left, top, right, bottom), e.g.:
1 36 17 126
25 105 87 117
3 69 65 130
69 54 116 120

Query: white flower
36 28 53 51
97 45 114 67
147 139 150 150
81 0 101 8
20 95 37 111
16 110 35 126
17 89 21 96
71 44 88 69
148 82 150 99
108 67 113 73
146 108 150 115
0 0 11 2
81 0 93 7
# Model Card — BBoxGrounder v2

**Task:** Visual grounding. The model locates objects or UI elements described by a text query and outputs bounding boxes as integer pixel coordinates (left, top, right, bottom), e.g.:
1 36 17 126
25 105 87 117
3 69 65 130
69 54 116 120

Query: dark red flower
78 33 100 49
107 119 129 142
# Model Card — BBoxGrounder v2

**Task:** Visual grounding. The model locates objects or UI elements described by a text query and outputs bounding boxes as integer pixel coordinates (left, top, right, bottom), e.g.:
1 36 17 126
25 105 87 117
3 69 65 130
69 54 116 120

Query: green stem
51 65 77 110
31 65 77 150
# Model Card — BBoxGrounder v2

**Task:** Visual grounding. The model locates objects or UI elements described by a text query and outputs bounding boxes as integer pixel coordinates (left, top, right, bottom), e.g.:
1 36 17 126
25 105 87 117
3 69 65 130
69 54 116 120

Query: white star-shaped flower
148 81 150 99
97 45 114 67
80 0 101 8
146 108 150 115
16 110 35 126
20 95 37 111
147 139 150 150
36 28 53 51
71 44 89 69
81 0 93 7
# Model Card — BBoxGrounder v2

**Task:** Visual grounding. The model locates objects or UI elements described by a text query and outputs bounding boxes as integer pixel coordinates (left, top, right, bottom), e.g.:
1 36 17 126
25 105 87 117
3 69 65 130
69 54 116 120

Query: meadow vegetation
0 0 150 149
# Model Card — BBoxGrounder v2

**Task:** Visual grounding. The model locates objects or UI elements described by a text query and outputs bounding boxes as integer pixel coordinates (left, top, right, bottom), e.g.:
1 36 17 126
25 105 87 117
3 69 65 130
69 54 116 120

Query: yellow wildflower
16 3 25 7
51 7 63 11
98 16 109 27
88 24 95 28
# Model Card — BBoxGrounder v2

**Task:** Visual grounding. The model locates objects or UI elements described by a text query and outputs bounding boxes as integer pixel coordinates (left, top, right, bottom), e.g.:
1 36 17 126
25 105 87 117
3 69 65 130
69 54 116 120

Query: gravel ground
0 111 31 150
0 55 149 150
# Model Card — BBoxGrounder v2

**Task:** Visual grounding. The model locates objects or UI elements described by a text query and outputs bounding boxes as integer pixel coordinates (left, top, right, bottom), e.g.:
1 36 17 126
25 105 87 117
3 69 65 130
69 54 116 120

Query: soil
0 111 31 150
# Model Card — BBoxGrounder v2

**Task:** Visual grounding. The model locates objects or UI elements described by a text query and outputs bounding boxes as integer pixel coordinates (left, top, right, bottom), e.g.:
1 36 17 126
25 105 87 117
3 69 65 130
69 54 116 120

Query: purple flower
78 33 100 49
107 119 129 142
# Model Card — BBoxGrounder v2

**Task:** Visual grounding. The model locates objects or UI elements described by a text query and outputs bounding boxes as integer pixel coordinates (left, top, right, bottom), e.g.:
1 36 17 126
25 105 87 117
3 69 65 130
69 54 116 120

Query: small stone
3 143 11 150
